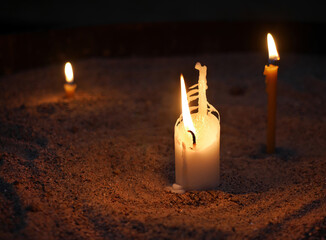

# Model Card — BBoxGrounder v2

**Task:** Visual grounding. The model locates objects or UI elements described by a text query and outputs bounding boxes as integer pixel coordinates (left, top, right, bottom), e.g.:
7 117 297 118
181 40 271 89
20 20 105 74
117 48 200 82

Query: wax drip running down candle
264 33 280 154
172 62 220 192
64 62 77 98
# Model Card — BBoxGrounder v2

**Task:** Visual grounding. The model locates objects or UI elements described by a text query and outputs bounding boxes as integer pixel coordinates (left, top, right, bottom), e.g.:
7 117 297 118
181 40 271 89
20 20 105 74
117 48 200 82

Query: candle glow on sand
264 33 280 153
64 62 77 97
172 62 220 193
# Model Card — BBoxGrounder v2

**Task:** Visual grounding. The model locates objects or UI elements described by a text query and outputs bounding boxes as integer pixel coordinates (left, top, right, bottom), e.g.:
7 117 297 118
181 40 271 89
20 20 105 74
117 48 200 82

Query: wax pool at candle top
175 112 219 150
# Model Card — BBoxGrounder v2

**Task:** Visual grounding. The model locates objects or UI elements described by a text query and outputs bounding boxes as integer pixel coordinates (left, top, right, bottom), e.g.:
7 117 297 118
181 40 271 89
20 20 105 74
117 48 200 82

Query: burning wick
268 58 280 66
187 130 196 148
64 62 77 98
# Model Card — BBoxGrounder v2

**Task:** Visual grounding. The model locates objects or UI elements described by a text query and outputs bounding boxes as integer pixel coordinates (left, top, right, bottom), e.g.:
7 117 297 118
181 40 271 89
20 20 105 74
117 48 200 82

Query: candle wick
268 58 279 66
187 130 196 148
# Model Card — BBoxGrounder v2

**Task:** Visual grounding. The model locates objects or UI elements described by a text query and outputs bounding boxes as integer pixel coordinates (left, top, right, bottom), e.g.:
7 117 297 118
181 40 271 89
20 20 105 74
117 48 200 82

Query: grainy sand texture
0 54 325 239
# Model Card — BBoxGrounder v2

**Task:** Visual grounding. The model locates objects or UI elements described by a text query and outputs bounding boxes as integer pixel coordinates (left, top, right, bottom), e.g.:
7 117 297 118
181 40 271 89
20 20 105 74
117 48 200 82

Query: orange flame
65 62 74 83
267 33 280 61
180 74 196 134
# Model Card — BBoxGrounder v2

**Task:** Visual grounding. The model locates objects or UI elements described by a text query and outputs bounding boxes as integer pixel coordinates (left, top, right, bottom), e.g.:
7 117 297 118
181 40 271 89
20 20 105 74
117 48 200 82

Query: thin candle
264 33 280 153
173 63 220 192
64 62 77 98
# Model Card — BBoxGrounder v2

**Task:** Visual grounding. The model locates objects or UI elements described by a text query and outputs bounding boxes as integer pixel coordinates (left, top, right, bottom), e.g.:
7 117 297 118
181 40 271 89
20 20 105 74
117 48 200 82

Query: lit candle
173 62 220 192
64 62 77 98
264 33 280 153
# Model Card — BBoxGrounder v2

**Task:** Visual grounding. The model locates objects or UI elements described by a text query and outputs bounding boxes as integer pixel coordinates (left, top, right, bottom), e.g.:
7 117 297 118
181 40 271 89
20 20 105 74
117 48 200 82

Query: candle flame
180 74 196 134
267 33 280 61
65 62 74 83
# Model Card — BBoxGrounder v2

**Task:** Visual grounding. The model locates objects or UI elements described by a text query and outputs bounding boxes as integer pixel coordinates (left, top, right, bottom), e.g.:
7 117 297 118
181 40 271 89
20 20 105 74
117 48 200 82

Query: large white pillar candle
174 63 220 191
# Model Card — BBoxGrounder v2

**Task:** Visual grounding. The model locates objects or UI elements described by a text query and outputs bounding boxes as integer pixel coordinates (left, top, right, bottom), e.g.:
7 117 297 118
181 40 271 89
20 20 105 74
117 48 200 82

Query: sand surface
0 53 325 239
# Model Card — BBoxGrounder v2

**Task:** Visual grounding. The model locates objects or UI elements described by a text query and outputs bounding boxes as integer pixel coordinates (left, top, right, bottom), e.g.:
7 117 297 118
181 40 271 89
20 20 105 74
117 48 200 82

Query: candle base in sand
64 83 77 98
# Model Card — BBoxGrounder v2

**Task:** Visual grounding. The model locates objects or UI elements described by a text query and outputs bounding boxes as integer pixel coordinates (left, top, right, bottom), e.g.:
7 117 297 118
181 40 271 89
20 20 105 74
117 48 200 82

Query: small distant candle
264 33 280 153
64 62 77 98
174 63 220 192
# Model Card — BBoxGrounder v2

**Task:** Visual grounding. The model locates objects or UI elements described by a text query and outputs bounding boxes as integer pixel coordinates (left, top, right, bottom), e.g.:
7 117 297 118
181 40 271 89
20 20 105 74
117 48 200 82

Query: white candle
174 62 220 191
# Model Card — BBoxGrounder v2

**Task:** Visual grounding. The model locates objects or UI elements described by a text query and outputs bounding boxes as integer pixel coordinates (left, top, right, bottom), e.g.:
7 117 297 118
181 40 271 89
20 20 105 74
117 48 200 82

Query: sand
0 53 325 239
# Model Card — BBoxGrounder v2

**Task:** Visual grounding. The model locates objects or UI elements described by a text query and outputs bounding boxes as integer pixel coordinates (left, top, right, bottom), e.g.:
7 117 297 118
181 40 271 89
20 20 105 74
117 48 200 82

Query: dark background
0 0 325 75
